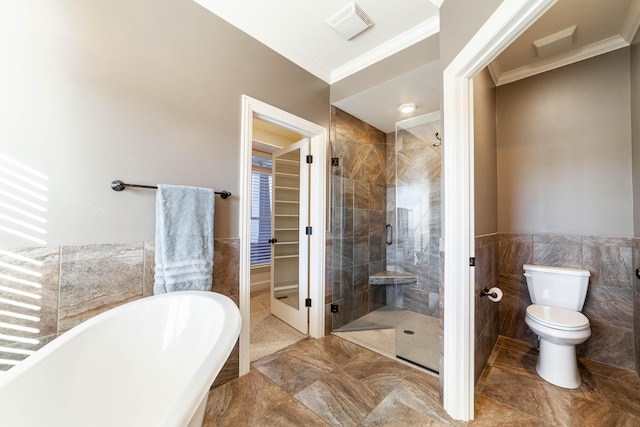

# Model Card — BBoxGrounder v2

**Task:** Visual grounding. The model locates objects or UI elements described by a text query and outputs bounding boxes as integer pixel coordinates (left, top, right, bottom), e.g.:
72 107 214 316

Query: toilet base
536 338 581 389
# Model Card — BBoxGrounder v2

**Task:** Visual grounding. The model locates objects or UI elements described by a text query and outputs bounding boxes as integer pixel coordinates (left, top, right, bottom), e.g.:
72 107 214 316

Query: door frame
441 0 556 420
239 95 327 376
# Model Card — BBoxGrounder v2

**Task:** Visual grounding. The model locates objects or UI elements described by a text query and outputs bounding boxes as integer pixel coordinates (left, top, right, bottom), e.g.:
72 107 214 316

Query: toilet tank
523 264 590 311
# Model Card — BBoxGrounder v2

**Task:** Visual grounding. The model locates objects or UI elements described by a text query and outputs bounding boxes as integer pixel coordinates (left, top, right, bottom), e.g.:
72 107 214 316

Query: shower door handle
385 224 393 246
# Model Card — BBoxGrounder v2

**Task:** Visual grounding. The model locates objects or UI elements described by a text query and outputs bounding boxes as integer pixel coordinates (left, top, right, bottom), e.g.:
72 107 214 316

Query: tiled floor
203 334 640 426
333 307 440 372
474 336 640 426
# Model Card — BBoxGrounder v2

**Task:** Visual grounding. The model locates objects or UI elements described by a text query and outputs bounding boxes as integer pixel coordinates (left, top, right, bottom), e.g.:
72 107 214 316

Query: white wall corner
192 0 331 83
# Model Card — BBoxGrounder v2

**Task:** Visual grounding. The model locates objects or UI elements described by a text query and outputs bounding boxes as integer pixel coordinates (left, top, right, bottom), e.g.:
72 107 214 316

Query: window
250 154 272 265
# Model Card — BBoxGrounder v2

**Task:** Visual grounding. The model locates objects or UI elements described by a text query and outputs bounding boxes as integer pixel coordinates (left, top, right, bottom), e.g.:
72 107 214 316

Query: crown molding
330 16 440 84
487 61 501 86
621 0 640 43
494 35 629 86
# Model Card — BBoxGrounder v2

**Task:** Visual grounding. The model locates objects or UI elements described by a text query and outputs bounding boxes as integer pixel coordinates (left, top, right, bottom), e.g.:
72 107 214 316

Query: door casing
239 95 327 376
441 0 556 420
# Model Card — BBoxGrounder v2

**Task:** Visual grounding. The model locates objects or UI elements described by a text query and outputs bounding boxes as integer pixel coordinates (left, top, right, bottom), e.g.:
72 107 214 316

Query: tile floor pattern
204 335 640 426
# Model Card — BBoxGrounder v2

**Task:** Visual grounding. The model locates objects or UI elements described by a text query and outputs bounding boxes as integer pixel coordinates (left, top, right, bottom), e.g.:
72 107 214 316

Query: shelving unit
272 149 301 306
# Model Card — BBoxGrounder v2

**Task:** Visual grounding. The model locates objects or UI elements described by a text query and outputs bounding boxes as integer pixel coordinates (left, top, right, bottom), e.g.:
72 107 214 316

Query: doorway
248 120 309 361
239 95 327 376
441 0 556 420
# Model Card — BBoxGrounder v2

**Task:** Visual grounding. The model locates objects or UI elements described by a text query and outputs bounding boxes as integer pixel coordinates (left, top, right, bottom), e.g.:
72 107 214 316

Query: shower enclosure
330 108 442 372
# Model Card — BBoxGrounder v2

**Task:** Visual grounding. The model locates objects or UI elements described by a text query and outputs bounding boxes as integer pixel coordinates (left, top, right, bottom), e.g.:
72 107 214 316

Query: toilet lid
526 304 589 330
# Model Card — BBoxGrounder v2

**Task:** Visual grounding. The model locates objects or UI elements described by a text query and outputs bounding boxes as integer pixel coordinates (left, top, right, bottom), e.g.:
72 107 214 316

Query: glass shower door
393 111 442 372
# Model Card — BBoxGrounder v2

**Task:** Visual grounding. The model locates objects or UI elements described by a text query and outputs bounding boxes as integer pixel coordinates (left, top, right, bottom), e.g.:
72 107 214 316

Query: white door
269 139 309 334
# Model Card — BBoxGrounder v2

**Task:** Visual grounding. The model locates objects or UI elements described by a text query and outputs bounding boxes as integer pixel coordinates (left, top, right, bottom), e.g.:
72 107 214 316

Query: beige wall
472 67 500 380
0 0 329 248
496 48 633 236
474 68 498 236
632 42 640 237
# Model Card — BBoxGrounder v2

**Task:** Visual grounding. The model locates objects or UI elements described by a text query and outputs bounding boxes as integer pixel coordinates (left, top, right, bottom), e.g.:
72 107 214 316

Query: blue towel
154 184 214 294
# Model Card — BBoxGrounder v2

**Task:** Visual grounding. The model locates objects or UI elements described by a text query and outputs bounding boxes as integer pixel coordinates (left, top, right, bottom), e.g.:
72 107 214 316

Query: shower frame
329 110 442 373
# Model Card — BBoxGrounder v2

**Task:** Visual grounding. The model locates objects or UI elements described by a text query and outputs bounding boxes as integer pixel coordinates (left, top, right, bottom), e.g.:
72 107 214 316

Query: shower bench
369 271 417 285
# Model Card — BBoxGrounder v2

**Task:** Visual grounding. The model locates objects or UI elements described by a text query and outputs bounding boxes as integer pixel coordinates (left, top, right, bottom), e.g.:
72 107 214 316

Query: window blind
250 155 272 265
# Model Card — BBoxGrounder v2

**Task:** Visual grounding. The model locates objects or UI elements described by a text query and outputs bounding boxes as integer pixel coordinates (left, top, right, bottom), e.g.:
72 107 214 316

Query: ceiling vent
327 1 375 40
533 25 577 57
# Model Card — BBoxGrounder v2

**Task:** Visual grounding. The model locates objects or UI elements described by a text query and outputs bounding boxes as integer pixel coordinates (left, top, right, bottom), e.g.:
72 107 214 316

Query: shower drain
403 330 415 335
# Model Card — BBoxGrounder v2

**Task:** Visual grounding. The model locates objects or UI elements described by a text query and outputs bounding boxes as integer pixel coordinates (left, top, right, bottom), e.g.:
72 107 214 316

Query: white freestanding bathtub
0 291 241 427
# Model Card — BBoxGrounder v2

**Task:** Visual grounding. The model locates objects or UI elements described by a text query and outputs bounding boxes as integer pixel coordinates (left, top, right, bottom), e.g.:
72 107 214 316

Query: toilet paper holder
480 287 503 302
480 288 497 298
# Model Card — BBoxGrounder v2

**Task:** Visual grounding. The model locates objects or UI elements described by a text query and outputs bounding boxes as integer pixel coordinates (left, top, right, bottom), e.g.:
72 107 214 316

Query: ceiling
252 118 302 154
193 0 441 84
332 59 442 133
194 0 640 133
491 0 640 86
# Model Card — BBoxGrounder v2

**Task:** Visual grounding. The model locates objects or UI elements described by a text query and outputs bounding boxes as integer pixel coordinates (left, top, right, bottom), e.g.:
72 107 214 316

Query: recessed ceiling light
399 103 416 114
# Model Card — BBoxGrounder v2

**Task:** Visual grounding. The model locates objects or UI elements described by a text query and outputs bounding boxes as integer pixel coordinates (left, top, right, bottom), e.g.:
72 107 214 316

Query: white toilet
523 264 591 389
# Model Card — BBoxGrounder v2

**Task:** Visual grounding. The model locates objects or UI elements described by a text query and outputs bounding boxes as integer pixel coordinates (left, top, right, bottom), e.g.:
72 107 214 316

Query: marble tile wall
329 109 443 332
329 107 388 330
0 246 60 366
497 233 636 372
0 238 240 386
58 243 145 332
474 233 500 383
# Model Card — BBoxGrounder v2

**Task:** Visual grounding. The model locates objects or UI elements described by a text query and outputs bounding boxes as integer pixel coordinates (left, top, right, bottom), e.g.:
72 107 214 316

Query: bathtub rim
0 290 242 427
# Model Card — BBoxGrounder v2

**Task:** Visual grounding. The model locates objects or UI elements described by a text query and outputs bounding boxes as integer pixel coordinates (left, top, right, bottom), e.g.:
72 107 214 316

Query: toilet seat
526 304 589 331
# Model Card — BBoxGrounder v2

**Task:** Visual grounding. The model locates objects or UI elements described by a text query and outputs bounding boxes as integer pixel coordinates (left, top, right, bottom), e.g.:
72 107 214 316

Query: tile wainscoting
5 231 632 390
474 234 501 383
493 233 636 373
0 239 240 386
